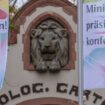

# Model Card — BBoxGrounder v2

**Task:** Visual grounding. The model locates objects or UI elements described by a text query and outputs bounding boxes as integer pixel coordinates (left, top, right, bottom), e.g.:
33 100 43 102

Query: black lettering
57 83 68 93
86 37 90 45
101 100 105 105
86 5 93 13
21 85 31 95
9 90 20 100
0 94 9 105
0 24 4 30
32 83 43 93
69 85 78 96
93 93 102 104
84 90 91 100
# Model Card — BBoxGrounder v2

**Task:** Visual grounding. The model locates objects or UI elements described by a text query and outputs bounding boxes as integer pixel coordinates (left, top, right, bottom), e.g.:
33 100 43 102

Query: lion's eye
40 37 44 40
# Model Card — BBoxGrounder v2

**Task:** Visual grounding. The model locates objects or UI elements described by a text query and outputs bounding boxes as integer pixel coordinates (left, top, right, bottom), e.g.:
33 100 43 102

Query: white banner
83 0 105 89
0 0 9 89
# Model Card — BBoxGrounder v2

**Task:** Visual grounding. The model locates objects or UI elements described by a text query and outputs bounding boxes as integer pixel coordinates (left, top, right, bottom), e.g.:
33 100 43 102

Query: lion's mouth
41 50 56 60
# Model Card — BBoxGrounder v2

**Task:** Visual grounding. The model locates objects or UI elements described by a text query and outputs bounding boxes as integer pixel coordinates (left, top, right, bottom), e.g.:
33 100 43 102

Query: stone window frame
23 12 76 71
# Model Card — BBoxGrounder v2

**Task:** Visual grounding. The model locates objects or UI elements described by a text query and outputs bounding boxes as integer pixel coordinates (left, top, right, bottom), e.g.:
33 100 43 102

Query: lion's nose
44 41 51 48
45 45 50 48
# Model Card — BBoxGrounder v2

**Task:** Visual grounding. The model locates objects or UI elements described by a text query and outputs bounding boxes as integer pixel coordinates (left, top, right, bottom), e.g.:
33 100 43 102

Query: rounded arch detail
9 0 76 44
23 12 76 70
17 98 78 105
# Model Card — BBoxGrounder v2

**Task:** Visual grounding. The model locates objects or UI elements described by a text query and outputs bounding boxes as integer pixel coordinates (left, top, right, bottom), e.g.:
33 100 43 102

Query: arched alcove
23 12 76 71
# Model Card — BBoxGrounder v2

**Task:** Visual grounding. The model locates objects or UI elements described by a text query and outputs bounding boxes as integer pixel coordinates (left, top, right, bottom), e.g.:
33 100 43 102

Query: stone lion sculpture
30 19 68 72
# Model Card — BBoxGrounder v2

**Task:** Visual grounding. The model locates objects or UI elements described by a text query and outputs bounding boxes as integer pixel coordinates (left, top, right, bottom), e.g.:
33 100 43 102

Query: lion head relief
30 19 68 72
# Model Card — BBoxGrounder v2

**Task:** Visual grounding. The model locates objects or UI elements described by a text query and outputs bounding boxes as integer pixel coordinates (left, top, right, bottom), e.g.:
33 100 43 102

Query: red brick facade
9 0 77 44
17 98 78 105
